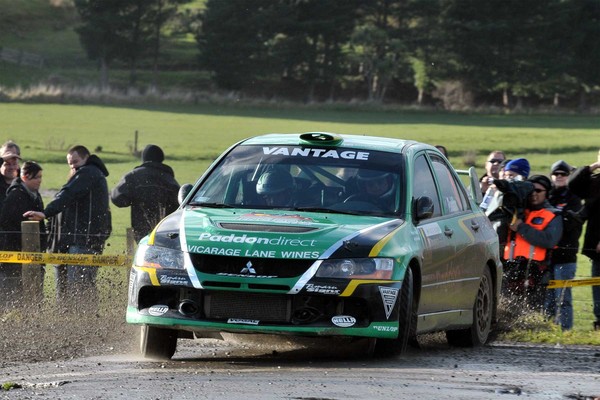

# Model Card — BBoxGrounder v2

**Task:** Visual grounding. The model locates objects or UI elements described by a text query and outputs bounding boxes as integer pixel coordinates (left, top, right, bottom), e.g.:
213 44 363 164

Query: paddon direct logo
198 232 316 247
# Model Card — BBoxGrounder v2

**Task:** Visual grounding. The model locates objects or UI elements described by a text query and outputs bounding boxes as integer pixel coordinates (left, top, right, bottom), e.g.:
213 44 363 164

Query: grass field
1 102 599 342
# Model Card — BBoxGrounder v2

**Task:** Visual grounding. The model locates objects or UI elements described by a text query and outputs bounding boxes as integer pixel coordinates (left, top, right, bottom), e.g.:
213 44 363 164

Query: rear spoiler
455 167 482 204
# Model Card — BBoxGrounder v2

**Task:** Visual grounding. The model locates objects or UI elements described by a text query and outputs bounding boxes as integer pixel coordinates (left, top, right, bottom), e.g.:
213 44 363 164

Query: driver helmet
356 169 394 197
256 170 295 206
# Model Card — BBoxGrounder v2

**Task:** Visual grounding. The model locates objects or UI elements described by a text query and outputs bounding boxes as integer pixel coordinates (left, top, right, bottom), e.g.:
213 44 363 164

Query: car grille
205 291 290 322
190 254 313 278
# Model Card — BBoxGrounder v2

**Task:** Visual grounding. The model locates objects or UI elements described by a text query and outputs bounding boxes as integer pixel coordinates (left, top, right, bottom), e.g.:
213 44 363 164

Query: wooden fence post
126 227 136 256
21 221 43 303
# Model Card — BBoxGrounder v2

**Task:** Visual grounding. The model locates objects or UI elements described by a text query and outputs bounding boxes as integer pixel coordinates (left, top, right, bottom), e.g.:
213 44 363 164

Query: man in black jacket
25 145 112 309
568 154 600 330
111 144 180 242
545 160 583 330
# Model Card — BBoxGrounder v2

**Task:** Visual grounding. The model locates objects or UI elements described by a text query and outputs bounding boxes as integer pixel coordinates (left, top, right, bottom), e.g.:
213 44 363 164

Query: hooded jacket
45 154 111 253
568 166 600 262
548 185 583 264
111 159 179 242
0 177 46 251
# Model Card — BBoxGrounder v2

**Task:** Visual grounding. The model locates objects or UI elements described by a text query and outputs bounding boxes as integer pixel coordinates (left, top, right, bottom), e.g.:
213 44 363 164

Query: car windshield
189 144 405 217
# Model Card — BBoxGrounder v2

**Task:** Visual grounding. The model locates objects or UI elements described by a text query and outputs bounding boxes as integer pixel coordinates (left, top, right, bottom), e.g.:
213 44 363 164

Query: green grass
1 102 599 343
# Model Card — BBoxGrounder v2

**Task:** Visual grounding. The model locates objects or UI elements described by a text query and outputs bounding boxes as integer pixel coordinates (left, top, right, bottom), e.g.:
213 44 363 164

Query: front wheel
140 325 178 360
446 267 494 347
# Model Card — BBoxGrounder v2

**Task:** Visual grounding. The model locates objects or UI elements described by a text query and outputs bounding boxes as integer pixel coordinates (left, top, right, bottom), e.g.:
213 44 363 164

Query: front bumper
126 266 403 339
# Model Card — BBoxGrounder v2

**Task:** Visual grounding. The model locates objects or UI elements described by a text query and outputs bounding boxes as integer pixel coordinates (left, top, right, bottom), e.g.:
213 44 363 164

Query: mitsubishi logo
240 261 256 275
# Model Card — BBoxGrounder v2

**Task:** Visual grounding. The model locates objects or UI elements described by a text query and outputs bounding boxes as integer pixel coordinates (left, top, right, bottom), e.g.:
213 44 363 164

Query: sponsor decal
148 305 169 316
227 318 260 325
372 325 399 332
197 233 317 247
420 223 442 237
262 146 370 160
158 275 189 286
331 315 357 327
305 283 341 295
217 273 277 278
379 286 399 319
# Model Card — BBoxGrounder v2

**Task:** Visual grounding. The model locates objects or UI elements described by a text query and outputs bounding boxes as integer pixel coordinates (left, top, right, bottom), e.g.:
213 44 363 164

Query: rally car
126 132 502 359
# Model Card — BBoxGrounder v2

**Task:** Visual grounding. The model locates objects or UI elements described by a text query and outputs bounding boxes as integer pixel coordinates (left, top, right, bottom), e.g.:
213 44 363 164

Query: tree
146 0 194 86
442 0 558 108
74 0 128 88
198 0 276 91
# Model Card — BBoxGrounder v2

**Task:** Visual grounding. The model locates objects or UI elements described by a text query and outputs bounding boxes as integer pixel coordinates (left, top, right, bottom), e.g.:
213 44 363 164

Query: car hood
152 207 405 260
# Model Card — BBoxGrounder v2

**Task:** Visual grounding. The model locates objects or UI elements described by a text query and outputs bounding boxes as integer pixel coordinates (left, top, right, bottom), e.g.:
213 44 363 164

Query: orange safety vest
504 208 556 262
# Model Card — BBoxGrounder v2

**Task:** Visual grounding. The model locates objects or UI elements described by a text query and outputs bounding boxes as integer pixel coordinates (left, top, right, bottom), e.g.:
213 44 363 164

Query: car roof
240 132 430 154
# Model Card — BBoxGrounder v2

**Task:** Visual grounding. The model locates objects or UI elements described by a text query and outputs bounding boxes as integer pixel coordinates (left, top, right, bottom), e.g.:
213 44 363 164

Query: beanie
550 160 572 175
142 144 164 163
504 158 530 178
527 174 552 191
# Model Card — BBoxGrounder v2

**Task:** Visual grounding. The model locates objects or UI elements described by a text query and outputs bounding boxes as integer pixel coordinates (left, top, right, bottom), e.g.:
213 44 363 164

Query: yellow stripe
547 278 600 289
368 224 403 257
0 251 132 267
134 266 160 286
340 279 398 296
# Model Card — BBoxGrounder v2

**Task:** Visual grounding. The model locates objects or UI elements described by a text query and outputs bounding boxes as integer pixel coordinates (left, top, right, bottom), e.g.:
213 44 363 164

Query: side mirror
178 184 193 205
415 196 434 221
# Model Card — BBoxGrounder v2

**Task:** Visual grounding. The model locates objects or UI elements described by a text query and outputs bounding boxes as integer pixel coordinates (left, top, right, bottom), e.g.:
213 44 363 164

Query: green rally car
126 132 502 359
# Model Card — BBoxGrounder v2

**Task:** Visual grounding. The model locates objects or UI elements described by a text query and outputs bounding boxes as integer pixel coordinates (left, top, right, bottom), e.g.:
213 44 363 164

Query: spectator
0 140 21 157
480 150 506 194
24 145 111 310
111 144 180 242
0 148 21 210
544 160 583 330
503 158 530 181
435 145 449 159
504 174 562 310
498 159 512 180
0 161 46 308
567 152 600 330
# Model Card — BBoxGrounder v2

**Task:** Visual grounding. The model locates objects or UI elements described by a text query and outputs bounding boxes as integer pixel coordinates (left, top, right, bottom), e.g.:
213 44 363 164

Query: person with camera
544 161 583 330
567 153 600 330
504 175 563 310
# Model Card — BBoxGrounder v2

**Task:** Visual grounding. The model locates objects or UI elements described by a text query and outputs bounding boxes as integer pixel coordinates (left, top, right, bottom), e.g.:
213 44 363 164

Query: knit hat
551 160 572 175
142 144 164 163
504 158 530 178
527 174 552 191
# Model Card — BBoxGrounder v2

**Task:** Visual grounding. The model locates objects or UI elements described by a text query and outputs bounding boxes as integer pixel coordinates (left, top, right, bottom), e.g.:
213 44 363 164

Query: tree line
75 0 600 109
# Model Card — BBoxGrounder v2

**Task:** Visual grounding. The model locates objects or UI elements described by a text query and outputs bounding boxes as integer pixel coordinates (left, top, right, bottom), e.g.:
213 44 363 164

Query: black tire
374 268 414 357
140 325 178 360
446 267 494 347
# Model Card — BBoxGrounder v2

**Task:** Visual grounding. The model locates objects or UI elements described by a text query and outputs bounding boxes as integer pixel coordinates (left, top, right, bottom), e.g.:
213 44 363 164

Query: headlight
135 244 185 270
315 258 394 279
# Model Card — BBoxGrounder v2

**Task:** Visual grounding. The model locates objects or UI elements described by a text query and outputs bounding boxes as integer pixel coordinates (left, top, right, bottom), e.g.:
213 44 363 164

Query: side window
413 155 442 218
430 155 468 214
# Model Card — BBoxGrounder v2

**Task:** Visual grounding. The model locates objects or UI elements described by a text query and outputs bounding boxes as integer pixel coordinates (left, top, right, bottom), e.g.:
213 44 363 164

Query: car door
428 153 483 312
412 153 454 317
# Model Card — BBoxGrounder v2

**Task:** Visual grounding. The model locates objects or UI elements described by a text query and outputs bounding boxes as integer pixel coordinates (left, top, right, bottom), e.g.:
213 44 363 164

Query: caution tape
547 278 600 289
0 251 132 267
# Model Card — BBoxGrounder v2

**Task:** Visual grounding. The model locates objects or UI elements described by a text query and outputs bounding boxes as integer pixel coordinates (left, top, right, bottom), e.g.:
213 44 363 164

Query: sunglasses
532 188 547 193
552 172 569 177
487 158 504 164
